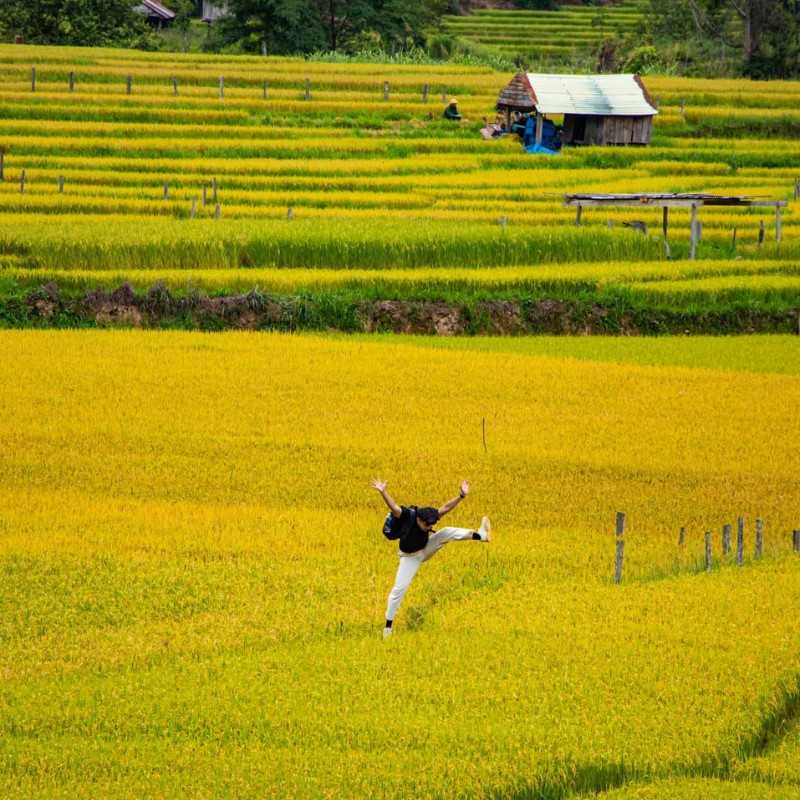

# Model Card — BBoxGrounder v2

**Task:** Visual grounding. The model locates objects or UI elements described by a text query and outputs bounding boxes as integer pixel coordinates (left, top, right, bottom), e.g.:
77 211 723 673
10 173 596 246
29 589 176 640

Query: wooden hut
497 73 658 147
134 0 176 30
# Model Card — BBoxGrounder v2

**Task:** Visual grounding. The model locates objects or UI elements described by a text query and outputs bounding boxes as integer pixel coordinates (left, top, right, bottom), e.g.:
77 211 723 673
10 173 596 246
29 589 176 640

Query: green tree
0 0 154 47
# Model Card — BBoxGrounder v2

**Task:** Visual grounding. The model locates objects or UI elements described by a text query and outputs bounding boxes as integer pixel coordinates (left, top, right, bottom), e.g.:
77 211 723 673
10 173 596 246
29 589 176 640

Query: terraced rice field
1 40 800 800
443 0 649 62
1 331 799 800
0 44 799 332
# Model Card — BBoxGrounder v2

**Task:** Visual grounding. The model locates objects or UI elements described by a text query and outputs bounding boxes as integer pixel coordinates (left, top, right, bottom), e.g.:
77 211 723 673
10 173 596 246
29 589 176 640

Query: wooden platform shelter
497 73 658 147
562 192 788 259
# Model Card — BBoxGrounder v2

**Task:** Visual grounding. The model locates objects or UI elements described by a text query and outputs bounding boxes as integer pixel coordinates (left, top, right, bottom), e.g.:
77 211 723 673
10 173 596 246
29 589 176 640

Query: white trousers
385 526 474 622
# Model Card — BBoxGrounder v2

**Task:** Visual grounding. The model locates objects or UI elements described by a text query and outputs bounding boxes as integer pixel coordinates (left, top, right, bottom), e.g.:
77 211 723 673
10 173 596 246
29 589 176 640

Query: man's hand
372 478 388 493
460 479 470 497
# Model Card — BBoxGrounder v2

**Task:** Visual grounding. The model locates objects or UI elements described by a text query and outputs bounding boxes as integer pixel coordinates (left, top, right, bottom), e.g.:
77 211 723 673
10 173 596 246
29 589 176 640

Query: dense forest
0 0 798 78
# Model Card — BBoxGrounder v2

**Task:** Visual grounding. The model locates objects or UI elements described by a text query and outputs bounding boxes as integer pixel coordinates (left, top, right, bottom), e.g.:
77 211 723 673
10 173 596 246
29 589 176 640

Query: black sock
472 532 481 540
385 619 393 629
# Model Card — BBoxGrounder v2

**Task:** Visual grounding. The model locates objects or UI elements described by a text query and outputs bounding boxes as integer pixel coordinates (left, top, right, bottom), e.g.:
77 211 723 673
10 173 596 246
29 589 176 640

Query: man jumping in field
372 478 491 638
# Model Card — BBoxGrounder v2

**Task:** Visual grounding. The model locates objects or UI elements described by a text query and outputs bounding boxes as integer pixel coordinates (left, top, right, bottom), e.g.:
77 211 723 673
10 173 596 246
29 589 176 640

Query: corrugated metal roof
498 73 657 117
137 0 176 20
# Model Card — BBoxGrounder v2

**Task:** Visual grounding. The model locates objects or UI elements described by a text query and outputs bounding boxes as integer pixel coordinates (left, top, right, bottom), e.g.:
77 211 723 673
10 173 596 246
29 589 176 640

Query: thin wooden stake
575 205 582 227
794 529 800 552
127 75 132 95
722 524 731 556
776 204 782 243
755 518 763 559
263 80 267 100
794 179 799 200
679 526 685 546
212 177 218 205
20 169 25 195
384 80 389 102
31 67 35 92
58 175 64 194
482 417 487 453
422 84 429 103
0 152 5 181
163 181 169 200
202 186 207 206
705 531 712 571
219 76 224 99
737 516 744 566
69 72 75 93
305 78 310 100
732 227 737 249
680 97 685 117
287 207 293 220
499 215 507 230
616 512 625 538
690 204 698 260
662 206 668 238
758 219 765 245
173 76 178 96
214 203 220 220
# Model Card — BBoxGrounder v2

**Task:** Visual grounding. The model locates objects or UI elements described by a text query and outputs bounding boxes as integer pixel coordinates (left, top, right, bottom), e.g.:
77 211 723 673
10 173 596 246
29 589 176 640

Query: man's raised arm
372 478 402 517
437 479 469 518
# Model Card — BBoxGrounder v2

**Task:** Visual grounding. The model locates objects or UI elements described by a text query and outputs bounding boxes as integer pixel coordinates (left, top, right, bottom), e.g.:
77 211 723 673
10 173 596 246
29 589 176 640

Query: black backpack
382 506 417 541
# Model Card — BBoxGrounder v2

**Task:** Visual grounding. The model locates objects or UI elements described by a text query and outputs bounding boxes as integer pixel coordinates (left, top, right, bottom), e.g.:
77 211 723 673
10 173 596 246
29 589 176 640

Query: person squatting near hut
372 478 491 638
443 98 462 121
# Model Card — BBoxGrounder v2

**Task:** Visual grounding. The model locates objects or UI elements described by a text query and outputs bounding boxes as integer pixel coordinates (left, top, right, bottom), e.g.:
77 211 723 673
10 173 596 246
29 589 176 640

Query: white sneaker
478 517 491 542
383 627 393 639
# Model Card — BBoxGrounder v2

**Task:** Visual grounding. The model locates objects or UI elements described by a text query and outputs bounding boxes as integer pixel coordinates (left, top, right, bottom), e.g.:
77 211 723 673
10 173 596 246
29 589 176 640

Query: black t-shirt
397 506 432 554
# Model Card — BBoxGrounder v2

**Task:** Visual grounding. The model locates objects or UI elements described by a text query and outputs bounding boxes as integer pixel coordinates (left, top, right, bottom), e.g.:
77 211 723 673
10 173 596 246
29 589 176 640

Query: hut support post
690 204 698 260
575 205 582 227
535 113 544 146
505 108 511 132
662 207 668 239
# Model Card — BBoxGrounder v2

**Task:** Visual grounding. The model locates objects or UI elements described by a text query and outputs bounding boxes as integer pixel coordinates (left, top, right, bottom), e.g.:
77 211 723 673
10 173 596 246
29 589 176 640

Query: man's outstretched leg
422 517 491 562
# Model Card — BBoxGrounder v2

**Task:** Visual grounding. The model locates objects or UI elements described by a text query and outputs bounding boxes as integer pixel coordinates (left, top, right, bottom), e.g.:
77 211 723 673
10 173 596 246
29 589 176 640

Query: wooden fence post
690 204 698 260
758 219 765 246
305 78 310 100
575 205 582 227
69 72 75 93
680 97 685 118
173 76 178 96
163 181 169 201
737 516 744 566
422 84 429 103
794 179 799 200
384 80 389 102
614 512 625 584
287 207 293 220
58 175 64 194
705 531 712 571
499 215 507 230
793 529 800 552
756 518 763 559
722 524 731 557
202 186 207 206
0 152 5 181
20 169 25 195
732 227 737 249
214 204 220 220
190 197 196 219
679 526 685 545
212 177 218 205
127 75 132 95
263 80 267 100
31 67 35 92
219 76 224 99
